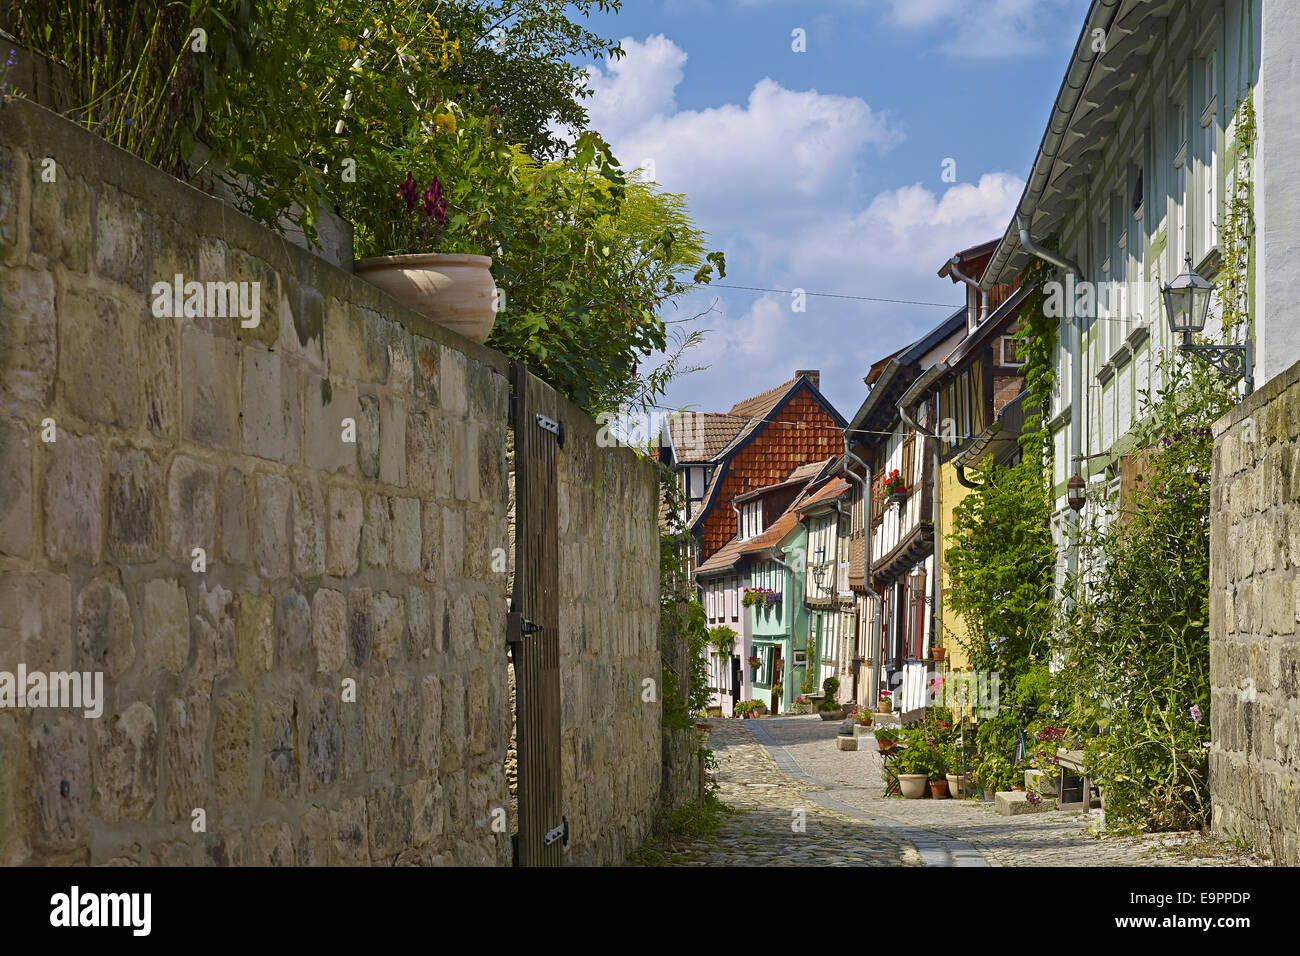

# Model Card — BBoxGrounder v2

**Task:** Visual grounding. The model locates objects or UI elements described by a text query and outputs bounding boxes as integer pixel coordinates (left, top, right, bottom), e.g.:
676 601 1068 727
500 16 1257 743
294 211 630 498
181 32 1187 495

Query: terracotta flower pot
899 774 928 799
929 778 950 798
877 699 893 714
353 253 496 344
931 647 946 662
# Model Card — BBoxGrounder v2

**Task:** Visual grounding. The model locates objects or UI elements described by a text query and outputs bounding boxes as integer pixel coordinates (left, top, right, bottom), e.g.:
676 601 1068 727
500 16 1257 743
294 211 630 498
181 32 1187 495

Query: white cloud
584 36 900 217
583 35 1026 416
886 0 1078 59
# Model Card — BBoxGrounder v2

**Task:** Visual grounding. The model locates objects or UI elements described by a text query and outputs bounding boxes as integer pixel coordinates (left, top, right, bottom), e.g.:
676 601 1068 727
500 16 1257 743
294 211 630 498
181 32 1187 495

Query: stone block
0 418 33 557
59 289 142 429
74 577 134 679
43 429 103 563
358 393 380 479
406 584 441 660
220 469 252 565
366 676 400 775
226 249 280 347
440 672 465 773
296 805 330 867
367 785 413 860
163 691 210 821
30 715 90 852
242 348 301 463
181 328 240 450
91 702 157 822
30 171 91 271
326 485 363 577
439 345 468 417
468 666 491 756
303 685 340 793
409 778 444 848
0 267 56 406
330 795 369 865
406 407 436 495
0 572 71 673
311 588 347 673
140 578 189 673
361 494 391 569
421 502 442 584
380 395 407 486
261 691 299 800
0 146 26 265
835 735 858 751
235 592 274 676
211 687 254 809
107 446 162 563
391 496 421 574
304 376 359 474
277 589 313 670
94 184 146 285
442 506 464 581
995 791 1058 815
191 583 236 690
249 822 295 866
292 475 326 578
253 472 292 578
166 454 217 564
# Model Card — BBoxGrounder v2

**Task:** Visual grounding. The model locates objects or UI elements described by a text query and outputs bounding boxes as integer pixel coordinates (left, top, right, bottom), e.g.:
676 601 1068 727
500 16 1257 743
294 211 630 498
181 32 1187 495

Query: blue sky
571 0 1092 420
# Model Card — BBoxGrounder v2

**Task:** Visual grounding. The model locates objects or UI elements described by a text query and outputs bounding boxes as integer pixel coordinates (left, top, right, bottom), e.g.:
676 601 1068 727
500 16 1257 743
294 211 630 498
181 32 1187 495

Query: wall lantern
1066 473 1087 512
1161 252 1254 394
908 565 927 601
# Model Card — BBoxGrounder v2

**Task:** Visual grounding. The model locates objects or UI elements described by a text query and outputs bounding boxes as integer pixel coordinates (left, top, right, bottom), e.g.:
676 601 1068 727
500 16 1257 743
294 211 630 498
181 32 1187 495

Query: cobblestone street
666 716 1263 867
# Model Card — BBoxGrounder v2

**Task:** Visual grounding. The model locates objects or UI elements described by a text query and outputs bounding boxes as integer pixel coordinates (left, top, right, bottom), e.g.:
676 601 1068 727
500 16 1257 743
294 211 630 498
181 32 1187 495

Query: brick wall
0 97 661 866
1209 357 1300 865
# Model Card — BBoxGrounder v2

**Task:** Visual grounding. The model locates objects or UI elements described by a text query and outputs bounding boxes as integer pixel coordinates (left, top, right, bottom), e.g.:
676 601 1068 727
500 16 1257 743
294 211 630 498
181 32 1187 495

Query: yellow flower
434 113 456 134
298 81 307 91
337 37 349 51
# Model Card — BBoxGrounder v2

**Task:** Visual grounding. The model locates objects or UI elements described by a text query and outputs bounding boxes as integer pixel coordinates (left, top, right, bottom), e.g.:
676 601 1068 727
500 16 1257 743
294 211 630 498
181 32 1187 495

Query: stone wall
555 398 662 865
1209 356 1300 865
0 96 515 865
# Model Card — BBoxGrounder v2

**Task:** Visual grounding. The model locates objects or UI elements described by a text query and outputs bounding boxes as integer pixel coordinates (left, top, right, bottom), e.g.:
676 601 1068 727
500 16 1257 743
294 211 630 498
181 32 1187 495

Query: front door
770 649 784 714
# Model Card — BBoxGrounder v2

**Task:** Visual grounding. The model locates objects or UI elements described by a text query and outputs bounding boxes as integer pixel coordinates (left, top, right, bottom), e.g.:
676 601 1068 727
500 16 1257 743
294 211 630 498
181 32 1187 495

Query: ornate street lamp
1161 253 1253 393
1066 472 1087 512
908 565 928 605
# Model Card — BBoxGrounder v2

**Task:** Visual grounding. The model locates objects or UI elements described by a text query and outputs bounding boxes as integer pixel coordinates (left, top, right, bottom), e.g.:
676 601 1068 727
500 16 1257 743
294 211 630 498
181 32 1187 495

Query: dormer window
741 500 763 540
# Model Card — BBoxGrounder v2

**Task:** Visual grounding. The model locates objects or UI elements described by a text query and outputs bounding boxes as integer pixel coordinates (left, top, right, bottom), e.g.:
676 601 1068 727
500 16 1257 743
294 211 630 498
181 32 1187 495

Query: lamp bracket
1178 337 1254 393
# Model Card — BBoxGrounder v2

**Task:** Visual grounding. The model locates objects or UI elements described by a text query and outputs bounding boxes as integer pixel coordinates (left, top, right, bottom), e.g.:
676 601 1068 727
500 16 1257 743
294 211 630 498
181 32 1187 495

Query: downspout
946 257 988 329
731 497 742 539
1017 216 1083 584
842 437 882 702
768 541 798 713
897 370 943 666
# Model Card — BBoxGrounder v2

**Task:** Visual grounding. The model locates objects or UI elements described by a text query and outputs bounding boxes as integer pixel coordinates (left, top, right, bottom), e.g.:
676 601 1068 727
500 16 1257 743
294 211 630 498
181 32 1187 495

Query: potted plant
877 690 893 714
741 589 760 609
818 677 843 721
772 683 784 700
873 727 901 755
894 731 930 799
875 469 908 507
747 655 763 674
931 646 947 662
353 169 499 344
708 625 737 659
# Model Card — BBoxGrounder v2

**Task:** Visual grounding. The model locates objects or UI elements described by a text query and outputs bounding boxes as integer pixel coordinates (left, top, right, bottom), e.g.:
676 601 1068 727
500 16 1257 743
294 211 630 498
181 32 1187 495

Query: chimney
797 369 820 391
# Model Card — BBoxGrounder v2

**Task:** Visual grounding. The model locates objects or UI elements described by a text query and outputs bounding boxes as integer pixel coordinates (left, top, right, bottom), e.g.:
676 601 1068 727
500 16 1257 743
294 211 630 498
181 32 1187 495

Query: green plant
819 676 840 711
734 699 765 718
707 625 736 657
4 0 227 177
658 463 711 732
895 727 950 780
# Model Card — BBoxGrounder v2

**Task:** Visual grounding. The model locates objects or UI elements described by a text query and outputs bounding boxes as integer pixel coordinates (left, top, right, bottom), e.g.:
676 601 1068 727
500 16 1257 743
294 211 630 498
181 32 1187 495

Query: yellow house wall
935 460 972 672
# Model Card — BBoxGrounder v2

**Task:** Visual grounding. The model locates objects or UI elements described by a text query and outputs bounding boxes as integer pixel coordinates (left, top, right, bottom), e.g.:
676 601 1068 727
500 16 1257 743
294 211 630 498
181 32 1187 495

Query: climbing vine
1217 95 1256 340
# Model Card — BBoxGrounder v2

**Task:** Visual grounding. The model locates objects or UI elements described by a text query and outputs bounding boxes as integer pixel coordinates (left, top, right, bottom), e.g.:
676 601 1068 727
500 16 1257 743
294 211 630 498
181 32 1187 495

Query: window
1000 335 1025 367
741 500 763 540
1199 51 1218 257
1171 96 1188 271
730 577 739 621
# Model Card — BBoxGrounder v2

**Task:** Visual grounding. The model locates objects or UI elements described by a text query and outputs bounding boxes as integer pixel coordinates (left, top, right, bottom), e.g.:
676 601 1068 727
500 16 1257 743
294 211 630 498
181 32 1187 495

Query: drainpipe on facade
946 257 988 331
841 438 882 703
897 370 945 666
1017 217 1083 584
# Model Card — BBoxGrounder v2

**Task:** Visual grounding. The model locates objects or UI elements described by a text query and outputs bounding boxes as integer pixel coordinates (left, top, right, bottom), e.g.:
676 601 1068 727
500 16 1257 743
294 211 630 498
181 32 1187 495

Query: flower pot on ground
818 708 843 721
929 778 950 798
898 774 928 799
354 253 497 344
877 693 893 714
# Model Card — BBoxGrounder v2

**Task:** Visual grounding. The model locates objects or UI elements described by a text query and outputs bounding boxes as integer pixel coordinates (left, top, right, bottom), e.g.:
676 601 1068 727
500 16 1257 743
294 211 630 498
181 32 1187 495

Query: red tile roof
664 412 746 463
794 477 851 515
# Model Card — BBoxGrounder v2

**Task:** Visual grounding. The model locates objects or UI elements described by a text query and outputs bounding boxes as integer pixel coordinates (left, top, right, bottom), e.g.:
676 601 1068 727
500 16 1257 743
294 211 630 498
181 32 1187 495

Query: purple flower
1202 741 1212 749
398 173 419 211
1190 704 1203 723
420 175 447 224
5 50 16 68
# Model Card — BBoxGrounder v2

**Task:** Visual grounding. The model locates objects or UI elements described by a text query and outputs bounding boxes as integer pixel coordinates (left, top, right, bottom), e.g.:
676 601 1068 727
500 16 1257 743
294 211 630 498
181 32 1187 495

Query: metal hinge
535 413 565 448
543 816 570 848
506 611 544 645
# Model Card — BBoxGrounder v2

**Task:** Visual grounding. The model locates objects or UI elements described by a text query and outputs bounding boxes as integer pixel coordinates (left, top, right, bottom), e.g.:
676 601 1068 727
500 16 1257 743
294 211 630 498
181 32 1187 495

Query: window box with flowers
747 655 763 677
874 469 908 508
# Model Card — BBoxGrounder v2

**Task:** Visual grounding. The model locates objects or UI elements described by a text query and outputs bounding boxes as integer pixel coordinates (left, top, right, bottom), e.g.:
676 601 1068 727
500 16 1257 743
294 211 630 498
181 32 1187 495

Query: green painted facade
746 525 808 715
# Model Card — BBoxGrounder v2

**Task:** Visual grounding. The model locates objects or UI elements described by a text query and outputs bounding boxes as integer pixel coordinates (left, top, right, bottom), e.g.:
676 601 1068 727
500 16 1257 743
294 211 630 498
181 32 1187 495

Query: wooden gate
508 363 565 866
